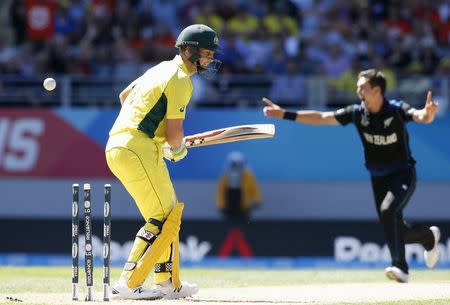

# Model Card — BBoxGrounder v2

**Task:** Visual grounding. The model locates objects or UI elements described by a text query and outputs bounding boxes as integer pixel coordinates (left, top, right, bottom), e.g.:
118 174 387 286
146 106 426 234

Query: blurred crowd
0 0 449 106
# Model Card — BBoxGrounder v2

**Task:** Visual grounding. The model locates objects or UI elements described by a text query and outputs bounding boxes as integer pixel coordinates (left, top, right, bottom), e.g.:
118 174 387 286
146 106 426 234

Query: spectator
329 57 364 100
47 34 69 73
433 56 450 114
91 44 114 77
385 5 412 36
321 44 351 77
9 0 26 45
387 37 413 74
66 0 86 24
417 37 440 74
17 42 36 76
246 0 269 19
195 2 225 34
145 0 178 33
263 4 298 36
24 0 57 43
216 31 247 73
331 56 397 99
54 4 77 37
226 4 259 38
397 61 433 106
269 58 305 104
0 0 447 108
296 42 320 75
0 35 16 68
242 28 272 71
265 36 288 74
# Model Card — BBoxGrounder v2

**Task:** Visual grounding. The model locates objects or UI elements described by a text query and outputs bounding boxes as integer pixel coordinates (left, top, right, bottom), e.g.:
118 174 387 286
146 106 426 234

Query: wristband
283 111 297 121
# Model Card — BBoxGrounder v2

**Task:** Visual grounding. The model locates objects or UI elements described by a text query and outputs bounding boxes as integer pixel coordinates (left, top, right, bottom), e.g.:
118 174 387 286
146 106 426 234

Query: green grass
0 267 449 304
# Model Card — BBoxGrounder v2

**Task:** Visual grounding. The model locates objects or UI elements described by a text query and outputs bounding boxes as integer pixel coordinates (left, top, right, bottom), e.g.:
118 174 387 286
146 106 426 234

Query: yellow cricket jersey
109 55 193 145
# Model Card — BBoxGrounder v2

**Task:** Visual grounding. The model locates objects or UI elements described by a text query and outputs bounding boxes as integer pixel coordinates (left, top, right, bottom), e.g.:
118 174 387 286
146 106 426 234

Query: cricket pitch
2 283 450 305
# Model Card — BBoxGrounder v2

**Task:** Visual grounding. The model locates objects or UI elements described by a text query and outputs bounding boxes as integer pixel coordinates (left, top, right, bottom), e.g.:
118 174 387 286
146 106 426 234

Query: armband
283 111 297 121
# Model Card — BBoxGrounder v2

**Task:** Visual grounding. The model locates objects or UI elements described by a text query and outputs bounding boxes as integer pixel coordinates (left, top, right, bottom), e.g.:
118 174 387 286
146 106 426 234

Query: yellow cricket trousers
105 130 176 284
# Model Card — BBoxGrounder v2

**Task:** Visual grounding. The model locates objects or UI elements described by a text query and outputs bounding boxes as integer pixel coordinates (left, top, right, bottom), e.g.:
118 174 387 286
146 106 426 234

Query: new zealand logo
384 117 393 128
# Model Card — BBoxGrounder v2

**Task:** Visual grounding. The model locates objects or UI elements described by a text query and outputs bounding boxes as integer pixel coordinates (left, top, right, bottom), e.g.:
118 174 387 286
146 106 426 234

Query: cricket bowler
262 69 441 283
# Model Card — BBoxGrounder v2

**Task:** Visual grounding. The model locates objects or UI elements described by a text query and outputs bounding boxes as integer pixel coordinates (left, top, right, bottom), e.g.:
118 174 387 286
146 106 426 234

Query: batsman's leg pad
154 245 172 284
147 218 172 276
172 237 181 288
127 203 184 288
120 223 159 284
154 238 180 288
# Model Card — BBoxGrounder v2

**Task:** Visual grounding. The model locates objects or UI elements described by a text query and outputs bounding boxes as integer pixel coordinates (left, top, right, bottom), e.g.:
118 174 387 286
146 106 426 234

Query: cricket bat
184 124 275 148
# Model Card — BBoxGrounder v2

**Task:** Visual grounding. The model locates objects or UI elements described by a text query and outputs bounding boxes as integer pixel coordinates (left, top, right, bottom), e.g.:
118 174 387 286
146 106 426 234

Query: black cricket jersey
334 99 416 176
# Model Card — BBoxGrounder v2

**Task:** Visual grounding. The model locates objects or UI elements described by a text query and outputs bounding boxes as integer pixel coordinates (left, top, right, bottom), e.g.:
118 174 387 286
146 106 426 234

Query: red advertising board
0 109 110 177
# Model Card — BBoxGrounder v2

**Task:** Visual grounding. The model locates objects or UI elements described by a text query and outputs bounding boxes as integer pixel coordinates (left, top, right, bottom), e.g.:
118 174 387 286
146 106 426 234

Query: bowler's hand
262 97 284 119
424 90 438 119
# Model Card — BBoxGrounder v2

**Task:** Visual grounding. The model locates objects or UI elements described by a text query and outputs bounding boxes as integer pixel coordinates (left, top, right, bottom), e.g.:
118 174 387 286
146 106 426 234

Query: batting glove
162 140 188 162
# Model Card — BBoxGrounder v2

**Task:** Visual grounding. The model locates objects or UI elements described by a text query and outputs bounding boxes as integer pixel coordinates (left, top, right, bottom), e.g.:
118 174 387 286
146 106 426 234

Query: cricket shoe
155 280 199 299
385 266 408 283
424 226 441 268
111 283 164 300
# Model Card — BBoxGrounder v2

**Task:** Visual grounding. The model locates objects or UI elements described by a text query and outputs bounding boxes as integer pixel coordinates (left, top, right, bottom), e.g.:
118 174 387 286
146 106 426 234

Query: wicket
72 183 111 302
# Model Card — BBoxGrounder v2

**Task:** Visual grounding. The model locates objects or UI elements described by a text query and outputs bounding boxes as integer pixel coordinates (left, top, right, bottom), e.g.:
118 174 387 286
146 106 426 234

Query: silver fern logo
384 117 393 128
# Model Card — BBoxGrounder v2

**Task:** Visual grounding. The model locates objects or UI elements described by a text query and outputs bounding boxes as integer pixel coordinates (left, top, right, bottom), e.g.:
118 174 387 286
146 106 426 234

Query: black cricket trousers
370 167 434 273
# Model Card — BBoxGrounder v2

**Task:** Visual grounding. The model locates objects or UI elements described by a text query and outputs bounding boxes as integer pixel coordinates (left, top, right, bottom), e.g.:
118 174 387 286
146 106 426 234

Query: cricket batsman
105 24 221 300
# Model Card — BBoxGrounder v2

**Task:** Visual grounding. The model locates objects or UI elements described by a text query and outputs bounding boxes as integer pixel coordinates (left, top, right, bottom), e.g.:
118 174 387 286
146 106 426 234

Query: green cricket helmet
175 24 219 51
175 24 221 78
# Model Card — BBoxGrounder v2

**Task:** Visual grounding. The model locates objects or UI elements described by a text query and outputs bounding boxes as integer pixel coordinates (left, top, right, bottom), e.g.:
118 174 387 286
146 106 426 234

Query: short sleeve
392 100 416 122
165 73 192 119
334 104 356 126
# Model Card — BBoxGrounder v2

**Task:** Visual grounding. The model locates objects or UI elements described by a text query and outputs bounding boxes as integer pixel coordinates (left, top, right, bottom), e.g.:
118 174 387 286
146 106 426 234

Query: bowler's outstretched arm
262 97 339 125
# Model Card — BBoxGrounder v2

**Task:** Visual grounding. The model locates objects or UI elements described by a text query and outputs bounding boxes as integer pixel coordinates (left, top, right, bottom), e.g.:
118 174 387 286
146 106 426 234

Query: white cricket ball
43 77 56 91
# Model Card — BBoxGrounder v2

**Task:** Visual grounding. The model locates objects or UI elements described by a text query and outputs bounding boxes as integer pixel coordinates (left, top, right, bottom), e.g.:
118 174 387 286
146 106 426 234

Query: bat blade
184 124 275 148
